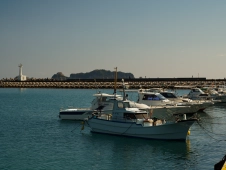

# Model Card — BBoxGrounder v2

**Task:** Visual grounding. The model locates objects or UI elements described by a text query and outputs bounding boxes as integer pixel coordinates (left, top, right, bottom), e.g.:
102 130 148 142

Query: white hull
59 109 93 120
150 106 197 120
176 103 205 113
88 118 195 140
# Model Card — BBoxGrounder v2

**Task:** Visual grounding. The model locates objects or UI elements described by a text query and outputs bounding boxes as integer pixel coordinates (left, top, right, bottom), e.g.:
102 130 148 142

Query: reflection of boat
87 97 197 140
79 127 192 158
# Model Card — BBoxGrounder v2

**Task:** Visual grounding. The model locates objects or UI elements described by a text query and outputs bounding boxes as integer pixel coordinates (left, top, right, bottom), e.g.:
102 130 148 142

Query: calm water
0 88 226 170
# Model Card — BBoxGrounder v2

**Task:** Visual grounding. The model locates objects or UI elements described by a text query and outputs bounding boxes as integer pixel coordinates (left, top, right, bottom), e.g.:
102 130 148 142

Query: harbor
1 0 226 169
1 88 226 169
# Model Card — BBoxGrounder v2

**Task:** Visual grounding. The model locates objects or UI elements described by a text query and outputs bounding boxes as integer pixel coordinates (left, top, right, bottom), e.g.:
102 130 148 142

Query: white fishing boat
59 108 93 120
120 85 190 120
86 97 197 140
59 93 122 120
59 67 152 120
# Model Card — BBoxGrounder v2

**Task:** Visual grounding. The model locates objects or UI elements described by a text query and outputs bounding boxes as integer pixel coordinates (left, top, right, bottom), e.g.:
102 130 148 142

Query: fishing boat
59 93 122 120
86 67 197 140
86 96 197 140
59 67 151 120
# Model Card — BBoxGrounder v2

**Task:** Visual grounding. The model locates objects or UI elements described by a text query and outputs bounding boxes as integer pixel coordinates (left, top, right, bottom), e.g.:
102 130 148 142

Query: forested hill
52 69 135 80
69 69 134 79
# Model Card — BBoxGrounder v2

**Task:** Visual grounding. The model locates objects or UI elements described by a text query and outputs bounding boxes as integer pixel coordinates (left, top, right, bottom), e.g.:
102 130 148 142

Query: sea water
0 88 226 170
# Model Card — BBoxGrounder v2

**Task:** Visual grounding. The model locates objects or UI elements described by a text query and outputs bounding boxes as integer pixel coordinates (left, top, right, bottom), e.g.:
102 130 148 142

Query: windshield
142 93 166 100
118 101 131 108
160 92 177 98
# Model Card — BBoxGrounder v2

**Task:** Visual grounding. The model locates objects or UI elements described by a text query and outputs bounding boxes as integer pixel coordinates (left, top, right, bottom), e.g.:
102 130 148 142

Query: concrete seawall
1 80 226 89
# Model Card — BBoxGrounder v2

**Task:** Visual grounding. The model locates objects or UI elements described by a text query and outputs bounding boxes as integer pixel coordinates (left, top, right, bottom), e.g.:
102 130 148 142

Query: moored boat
87 97 197 140
59 93 121 120
137 88 207 114
186 87 222 103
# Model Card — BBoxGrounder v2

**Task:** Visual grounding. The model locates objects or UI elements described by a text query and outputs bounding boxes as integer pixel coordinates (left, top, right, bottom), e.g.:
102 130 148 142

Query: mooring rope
196 120 226 141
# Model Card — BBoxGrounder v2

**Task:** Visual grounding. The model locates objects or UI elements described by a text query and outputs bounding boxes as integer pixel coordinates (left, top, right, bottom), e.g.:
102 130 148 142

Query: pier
0 78 226 89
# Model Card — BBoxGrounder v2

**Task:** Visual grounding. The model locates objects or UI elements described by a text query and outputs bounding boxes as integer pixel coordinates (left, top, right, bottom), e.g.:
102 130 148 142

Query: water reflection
77 132 196 169
58 97 226 169
19 88 26 92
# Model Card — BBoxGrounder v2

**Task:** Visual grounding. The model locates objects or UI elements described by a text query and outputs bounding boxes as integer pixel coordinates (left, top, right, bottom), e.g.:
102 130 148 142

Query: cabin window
124 113 136 119
161 93 177 98
118 102 130 108
192 89 200 92
123 102 130 108
142 94 164 100
102 97 107 102
200 94 208 96
143 94 157 100
135 113 149 119
118 102 124 108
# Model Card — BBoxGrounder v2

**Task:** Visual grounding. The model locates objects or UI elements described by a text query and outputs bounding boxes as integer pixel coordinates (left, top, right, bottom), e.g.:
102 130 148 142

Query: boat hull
150 104 201 120
88 118 195 140
59 110 93 120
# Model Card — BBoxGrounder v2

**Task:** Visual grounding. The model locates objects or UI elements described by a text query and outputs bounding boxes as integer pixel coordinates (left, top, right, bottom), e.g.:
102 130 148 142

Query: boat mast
114 67 117 96
122 79 126 101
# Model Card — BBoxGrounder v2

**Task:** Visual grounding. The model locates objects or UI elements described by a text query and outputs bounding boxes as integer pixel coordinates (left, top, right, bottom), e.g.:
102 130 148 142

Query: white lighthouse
18 64 27 81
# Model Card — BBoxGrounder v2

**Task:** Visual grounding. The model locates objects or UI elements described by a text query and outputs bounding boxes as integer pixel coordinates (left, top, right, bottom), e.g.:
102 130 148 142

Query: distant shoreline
1 78 225 89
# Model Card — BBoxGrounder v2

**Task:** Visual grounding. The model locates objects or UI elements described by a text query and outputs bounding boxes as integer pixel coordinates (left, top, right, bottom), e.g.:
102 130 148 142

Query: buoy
187 130 190 135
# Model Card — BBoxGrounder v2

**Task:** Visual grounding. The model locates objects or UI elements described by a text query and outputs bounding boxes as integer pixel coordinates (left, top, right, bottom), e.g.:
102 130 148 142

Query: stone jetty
1 79 226 89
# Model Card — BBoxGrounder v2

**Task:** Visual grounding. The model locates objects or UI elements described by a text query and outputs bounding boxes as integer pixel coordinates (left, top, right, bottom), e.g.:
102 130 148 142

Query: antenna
114 67 117 95
122 79 126 101
94 79 99 93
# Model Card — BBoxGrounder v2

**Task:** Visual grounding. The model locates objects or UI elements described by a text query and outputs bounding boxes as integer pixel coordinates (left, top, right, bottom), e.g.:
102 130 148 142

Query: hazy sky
1 0 226 79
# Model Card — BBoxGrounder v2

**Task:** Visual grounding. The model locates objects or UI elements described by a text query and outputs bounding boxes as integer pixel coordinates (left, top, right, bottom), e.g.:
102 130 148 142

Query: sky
0 0 226 79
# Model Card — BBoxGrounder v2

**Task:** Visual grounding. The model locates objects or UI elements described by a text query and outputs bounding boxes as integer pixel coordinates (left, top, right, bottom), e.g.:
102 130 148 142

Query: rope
71 123 81 132
120 120 135 135
196 121 226 141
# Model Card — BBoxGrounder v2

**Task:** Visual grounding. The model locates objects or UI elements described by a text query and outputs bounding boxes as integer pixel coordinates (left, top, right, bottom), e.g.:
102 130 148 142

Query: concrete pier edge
1 79 226 89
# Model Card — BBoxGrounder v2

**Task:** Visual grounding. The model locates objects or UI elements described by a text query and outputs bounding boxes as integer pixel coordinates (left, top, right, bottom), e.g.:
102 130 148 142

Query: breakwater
1 79 226 89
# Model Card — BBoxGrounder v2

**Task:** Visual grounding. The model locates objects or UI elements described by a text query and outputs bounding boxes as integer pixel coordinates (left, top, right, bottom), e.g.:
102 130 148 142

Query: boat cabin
187 88 211 100
137 91 170 106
